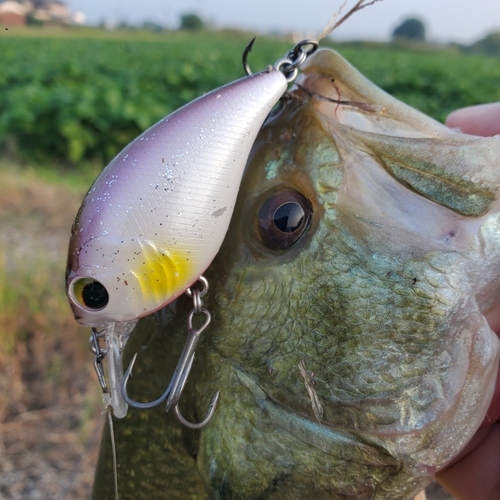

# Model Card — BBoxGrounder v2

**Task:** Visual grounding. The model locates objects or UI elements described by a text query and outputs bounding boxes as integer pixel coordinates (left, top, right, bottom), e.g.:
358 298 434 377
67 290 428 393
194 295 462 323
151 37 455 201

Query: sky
64 0 500 44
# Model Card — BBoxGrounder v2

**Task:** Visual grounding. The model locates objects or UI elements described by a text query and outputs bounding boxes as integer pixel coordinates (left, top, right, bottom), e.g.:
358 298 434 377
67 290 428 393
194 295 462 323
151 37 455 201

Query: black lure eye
73 278 109 310
257 191 312 250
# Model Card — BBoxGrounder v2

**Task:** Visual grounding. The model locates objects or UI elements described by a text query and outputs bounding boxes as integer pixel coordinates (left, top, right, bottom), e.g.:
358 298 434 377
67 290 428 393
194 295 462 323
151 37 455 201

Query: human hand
435 103 500 500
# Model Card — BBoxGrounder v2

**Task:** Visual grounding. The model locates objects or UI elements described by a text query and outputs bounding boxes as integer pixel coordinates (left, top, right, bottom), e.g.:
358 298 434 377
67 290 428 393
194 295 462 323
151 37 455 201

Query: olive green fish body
93 49 500 500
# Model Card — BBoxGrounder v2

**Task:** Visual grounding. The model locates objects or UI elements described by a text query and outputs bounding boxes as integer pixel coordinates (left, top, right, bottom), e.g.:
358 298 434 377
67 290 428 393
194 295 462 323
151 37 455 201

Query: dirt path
0 407 102 499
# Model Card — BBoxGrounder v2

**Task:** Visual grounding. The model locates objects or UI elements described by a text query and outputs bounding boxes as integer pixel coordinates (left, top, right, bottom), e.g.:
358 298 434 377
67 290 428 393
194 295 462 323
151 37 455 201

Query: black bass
91 47 500 500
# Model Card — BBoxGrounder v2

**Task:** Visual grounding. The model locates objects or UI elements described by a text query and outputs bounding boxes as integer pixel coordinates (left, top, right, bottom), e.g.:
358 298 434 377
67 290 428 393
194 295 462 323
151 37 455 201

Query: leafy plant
0 30 499 166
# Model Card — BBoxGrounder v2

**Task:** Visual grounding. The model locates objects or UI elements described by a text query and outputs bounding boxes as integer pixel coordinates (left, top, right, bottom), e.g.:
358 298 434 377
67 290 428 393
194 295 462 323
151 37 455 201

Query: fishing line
106 406 119 500
90 331 120 499
317 0 383 41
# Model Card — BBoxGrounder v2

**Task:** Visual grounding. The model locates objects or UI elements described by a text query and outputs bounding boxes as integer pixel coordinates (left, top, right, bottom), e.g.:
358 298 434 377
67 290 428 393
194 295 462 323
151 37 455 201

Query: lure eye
72 278 109 310
257 191 312 250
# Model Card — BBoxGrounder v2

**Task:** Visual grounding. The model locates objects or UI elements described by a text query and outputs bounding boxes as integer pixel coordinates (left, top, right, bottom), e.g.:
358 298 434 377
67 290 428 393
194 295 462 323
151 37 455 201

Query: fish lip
297 48 450 138
226 352 496 442
227 361 334 430
227 361 353 437
224 362 395 463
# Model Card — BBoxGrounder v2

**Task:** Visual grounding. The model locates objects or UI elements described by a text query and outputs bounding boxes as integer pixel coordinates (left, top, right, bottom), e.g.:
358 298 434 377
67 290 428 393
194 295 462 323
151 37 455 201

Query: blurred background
0 0 499 498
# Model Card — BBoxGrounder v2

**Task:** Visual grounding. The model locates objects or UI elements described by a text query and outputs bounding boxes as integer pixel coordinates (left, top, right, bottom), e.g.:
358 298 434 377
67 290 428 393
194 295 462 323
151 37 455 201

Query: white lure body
66 67 287 328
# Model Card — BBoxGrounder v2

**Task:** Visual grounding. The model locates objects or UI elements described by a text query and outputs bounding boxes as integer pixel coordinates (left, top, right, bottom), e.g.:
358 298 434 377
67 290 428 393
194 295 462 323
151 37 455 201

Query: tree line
392 17 500 55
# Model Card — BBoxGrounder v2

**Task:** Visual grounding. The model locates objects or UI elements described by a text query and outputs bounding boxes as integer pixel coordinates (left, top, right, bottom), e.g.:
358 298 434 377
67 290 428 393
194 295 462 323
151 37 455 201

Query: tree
465 31 500 55
180 13 204 31
142 21 163 32
392 18 426 41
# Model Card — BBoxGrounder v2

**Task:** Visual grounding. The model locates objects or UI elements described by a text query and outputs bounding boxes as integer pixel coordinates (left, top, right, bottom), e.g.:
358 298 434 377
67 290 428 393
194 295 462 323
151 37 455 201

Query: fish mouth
229 363 387 459
296 49 451 139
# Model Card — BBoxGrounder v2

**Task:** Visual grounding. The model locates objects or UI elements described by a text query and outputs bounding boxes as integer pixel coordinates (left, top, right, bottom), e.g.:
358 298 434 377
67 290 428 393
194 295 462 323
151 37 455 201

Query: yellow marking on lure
132 241 194 304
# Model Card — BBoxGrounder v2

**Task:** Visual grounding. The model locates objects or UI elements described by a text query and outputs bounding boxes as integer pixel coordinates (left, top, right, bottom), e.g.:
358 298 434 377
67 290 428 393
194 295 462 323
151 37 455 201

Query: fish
90 46 500 500
65 67 288 416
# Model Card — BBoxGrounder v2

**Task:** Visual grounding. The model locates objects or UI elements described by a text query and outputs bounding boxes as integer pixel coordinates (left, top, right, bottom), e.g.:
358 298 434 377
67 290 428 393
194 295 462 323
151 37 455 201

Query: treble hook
121 277 219 428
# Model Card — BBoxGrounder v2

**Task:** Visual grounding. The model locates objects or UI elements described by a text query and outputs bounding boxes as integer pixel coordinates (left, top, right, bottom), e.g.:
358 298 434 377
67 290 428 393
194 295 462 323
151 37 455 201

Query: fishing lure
66 39 319 420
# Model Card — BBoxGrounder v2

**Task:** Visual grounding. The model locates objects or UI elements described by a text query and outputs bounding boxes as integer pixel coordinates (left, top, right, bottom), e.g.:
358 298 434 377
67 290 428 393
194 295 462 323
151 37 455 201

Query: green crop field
0 29 290 164
1 28 499 166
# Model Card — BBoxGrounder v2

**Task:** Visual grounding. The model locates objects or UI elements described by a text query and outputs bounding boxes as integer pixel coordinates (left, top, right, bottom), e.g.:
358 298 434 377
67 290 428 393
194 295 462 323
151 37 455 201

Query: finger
484 301 500 335
480 366 500 427
445 102 500 137
482 307 500 427
436 423 500 500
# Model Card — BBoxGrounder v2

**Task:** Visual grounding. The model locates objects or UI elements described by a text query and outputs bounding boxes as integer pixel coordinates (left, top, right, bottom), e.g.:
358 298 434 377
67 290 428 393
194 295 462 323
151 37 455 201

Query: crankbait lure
66 39 318 420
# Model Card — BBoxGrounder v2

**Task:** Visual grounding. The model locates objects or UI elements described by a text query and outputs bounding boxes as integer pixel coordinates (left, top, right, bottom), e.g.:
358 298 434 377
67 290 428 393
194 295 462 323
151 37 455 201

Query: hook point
210 390 220 407
243 36 256 76
125 352 138 378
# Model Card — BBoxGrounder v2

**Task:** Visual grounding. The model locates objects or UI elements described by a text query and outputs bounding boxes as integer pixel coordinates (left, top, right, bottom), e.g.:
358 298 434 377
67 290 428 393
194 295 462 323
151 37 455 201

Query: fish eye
72 278 109 310
257 191 312 250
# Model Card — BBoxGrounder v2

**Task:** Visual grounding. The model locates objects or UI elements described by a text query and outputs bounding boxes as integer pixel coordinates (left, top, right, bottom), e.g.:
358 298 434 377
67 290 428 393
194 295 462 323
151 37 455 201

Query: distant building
0 0 86 26
31 0 70 23
0 1 28 26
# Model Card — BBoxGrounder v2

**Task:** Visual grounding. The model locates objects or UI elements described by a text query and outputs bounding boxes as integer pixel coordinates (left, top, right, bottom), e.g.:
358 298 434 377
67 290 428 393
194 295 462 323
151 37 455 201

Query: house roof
0 1 28 15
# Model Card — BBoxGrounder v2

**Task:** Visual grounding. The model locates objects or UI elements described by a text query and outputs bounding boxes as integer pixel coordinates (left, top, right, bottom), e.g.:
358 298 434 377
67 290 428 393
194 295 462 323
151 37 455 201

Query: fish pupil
82 281 109 309
273 203 304 233
257 190 312 250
